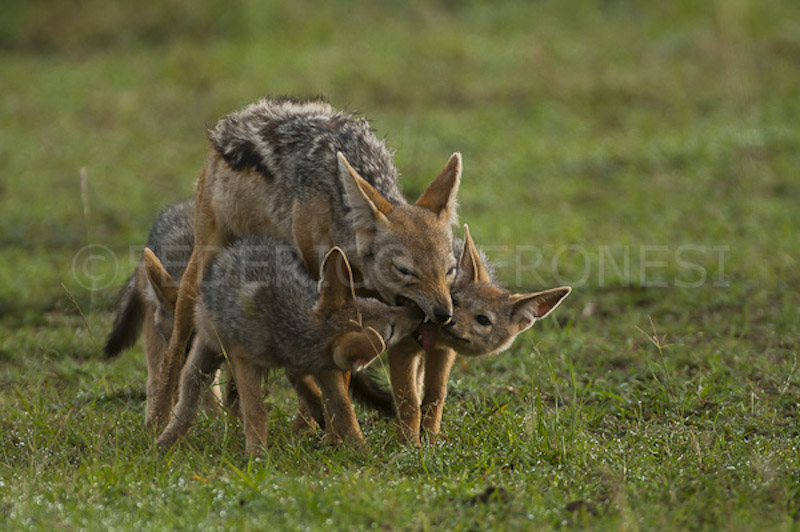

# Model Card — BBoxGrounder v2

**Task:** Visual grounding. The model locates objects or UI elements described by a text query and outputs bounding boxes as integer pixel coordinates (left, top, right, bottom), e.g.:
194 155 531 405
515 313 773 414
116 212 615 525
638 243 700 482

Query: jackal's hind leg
148 246 203 432
287 371 325 433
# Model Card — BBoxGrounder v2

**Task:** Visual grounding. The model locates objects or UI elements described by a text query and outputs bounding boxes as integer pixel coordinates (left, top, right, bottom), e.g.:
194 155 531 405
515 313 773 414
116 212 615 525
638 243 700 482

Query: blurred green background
2 0 798 321
1 1 799 530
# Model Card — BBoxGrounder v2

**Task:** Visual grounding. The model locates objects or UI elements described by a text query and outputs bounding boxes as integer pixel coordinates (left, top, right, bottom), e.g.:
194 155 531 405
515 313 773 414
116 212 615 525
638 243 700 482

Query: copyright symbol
72 245 119 290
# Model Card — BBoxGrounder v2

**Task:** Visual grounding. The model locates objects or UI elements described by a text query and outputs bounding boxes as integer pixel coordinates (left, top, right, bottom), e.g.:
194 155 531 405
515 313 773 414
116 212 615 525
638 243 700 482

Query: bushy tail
350 368 396 418
103 275 144 358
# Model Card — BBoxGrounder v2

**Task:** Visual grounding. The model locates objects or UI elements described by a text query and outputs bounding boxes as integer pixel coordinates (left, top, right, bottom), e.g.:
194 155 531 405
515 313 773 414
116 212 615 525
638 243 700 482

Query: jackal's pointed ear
316 246 356 313
509 286 571 333
455 224 491 288
143 248 178 309
338 152 393 228
415 152 461 222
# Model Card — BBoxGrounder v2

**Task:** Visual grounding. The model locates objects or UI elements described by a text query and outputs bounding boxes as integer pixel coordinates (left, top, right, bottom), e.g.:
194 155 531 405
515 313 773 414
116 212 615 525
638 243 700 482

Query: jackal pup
443 226 571 356
156 97 462 430
390 225 571 445
156 238 422 452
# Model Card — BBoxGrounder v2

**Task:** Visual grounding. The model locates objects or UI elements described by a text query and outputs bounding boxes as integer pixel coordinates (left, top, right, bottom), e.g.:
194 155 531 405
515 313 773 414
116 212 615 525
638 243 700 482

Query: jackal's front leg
151 168 224 432
388 336 424 447
420 346 456 438
228 348 269 454
149 246 202 431
316 370 363 444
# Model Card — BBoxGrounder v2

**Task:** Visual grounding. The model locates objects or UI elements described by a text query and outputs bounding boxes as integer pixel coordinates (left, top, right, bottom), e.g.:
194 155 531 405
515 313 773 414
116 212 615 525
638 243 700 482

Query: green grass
2 1 800 530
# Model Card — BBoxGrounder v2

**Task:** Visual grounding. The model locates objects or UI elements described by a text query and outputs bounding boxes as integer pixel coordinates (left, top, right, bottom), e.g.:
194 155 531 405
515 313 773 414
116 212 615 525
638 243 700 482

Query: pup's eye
394 264 417 278
452 298 459 307
475 314 491 326
447 266 457 277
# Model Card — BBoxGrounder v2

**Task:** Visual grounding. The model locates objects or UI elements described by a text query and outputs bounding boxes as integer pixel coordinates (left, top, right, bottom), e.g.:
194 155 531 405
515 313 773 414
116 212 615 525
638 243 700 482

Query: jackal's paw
395 430 422 448
245 444 268 456
322 432 343 446
144 395 175 433
420 430 448 447
145 413 169 435
322 431 366 447
155 431 177 452
291 414 319 435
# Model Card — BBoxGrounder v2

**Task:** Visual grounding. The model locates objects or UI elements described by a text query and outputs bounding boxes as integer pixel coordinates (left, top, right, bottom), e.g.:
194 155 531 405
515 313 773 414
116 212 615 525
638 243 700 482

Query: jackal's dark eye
475 314 491 326
394 264 417 278
447 266 457 277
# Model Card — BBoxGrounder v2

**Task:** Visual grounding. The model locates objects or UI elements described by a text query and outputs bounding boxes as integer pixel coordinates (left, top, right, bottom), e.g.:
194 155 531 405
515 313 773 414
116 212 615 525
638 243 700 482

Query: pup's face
326 298 423 373
316 246 423 372
433 226 571 357
437 283 522 357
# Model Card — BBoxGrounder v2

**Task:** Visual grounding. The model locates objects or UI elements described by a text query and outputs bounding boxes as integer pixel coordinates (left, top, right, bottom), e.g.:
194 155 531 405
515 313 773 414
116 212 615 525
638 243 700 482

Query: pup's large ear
338 152 393 230
415 152 461 223
332 330 384 373
143 248 178 310
454 224 492 288
316 246 356 313
509 286 572 333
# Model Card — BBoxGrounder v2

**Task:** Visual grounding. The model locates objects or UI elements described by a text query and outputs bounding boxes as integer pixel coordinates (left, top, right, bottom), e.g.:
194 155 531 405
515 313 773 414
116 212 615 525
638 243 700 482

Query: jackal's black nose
433 307 452 325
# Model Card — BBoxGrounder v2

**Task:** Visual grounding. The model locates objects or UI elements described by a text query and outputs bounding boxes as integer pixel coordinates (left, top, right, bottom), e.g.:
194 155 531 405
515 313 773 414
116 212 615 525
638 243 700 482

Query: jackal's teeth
423 316 430 324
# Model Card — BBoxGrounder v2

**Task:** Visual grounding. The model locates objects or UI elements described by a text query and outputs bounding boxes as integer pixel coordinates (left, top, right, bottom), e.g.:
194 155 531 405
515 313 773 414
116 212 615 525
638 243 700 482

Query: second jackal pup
157 237 422 452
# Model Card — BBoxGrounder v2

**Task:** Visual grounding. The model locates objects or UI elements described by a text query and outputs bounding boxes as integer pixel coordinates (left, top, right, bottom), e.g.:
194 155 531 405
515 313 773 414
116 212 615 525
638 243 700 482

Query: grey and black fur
105 198 399 416
210 97 405 204
202 97 460 323
202 236 409 421
200 236 336 371
208 97 405 264
156 234 422 449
